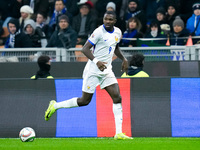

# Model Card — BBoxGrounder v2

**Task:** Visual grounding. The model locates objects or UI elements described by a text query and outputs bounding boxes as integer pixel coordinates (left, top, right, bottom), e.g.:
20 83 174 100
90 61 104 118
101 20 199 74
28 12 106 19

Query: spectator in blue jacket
186 3 200 36
120 17 143 47
49 0 72 32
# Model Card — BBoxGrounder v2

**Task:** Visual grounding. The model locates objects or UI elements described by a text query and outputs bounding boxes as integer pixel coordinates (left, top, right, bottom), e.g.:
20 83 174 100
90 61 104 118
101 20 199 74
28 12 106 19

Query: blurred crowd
0 0 200 49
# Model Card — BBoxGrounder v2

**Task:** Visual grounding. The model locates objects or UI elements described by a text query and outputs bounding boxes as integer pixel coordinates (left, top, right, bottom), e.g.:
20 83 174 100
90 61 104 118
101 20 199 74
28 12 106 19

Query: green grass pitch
0 138 199 150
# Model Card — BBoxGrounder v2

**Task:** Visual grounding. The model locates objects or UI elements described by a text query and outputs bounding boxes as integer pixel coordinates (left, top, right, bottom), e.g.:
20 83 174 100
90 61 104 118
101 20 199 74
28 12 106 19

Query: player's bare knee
77 97 91 106
113 95 121 104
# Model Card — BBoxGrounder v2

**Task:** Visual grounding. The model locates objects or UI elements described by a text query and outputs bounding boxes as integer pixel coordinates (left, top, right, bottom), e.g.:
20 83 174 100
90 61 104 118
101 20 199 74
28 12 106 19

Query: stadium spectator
19 5 33 31
156 7 167 27
47 15 77 48
97 2 125 33
31 55 53 80
119 0 130 19
95 0 122 19
49 0 72 32
120 17 143 47
165 3 178 32
24 19 47 47
186 3 200 36
123 0 147 34
166 0 199 23
5 18 32 48
186 3 200 45
144 20 166 45
36 12 51 40
72 0 97 45
170 16 190 45
48 0 79 18
121 53 149 77
21 0 49 20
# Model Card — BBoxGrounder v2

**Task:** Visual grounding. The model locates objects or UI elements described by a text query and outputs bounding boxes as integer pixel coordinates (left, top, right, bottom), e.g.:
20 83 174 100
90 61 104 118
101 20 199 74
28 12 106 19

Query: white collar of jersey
103 24 114 33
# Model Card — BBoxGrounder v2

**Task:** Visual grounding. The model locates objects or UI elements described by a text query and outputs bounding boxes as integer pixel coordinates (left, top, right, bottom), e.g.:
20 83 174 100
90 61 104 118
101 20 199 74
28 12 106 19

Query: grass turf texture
0 138 199 150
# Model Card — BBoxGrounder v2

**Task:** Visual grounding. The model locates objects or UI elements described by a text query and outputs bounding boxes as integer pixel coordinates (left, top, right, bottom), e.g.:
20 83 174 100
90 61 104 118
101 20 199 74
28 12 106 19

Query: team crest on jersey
87 86 90 89
115 36 118 42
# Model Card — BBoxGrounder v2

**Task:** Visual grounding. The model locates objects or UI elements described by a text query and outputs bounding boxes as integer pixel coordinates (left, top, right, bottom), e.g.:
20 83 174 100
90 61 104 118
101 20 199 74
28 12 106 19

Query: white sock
54 97 78 109
113 103 123 135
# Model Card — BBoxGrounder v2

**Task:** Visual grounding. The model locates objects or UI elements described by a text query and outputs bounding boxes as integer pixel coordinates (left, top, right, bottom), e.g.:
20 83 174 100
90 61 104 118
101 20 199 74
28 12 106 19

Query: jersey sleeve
88 28 101 46
118 28 122 44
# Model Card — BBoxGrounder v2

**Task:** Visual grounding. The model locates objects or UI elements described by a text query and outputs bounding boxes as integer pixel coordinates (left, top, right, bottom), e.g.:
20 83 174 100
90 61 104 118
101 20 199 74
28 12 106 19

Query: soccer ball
19 127 36 142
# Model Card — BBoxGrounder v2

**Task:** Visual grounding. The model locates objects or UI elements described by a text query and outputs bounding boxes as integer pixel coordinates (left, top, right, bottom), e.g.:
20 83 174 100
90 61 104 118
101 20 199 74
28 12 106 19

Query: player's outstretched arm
114 44 128 73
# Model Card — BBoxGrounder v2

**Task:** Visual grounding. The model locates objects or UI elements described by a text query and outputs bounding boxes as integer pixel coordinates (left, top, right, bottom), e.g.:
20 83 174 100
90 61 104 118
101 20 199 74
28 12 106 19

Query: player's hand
121 59 128 74
96 61 107 72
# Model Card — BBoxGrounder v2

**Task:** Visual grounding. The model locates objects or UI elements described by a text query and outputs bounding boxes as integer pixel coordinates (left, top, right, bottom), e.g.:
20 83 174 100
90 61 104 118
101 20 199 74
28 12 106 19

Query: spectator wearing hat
19 5 33 31
5 18 32 48
47 14 77 48
95 0 122 19
49 0 73 32
72 0 97 46
97 2 125 32
156 7 167 27
123 0 147 34
24 19 47 47
186 3 200 36
170 16 190 45
186 3 200 44
21 0 49 21
165 3 179 31
177 0 200 23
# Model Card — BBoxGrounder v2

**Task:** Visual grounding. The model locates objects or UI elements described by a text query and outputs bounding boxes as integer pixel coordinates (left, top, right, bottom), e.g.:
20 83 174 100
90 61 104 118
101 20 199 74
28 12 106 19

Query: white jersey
83 25 122 76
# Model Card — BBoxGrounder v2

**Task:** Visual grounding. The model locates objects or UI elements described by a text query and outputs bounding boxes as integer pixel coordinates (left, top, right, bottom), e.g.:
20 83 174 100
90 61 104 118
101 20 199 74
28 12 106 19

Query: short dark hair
37 55 50 65
150 20 161 32
55 0 65 5
129 53 144 67
104 11 116 19
37 12 47 19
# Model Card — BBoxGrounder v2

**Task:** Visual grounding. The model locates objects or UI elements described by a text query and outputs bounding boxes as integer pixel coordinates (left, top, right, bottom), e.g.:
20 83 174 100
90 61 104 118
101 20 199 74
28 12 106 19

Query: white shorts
82 70 118 93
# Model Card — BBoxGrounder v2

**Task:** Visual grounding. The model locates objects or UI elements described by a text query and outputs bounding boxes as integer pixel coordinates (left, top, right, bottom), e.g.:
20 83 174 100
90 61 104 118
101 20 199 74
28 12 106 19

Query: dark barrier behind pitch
0 61 199 78
0 79 57 138
0 78 199 137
